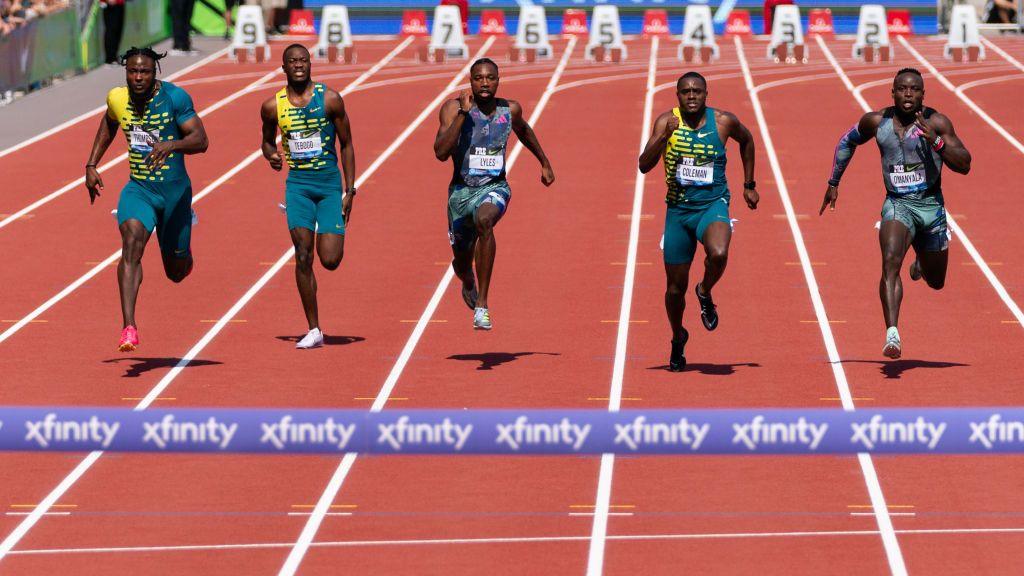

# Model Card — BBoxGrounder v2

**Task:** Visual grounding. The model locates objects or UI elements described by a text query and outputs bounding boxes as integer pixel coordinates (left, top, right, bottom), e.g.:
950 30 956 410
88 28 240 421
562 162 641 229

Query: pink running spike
118 326 139 352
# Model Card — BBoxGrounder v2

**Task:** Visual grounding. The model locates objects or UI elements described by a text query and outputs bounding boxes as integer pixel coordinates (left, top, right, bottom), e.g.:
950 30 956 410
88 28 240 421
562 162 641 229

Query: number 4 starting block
853 5 892 63
679 5 719 63
586 5 627 62
944 4 984 62
231 5 270 62
767 5 807 64
315 6 355 64
419 4 468 63
510 6 553 63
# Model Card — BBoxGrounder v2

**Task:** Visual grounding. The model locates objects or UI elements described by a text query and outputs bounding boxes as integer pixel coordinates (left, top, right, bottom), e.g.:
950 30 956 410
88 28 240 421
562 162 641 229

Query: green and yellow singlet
106 81 196 182
276 82 338 174
663 106 729 206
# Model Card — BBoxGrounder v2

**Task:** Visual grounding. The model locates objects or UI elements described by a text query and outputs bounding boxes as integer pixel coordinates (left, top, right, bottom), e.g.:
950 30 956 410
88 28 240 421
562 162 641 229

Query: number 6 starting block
315 6 355 64
510 5 553 63
231 5 270 62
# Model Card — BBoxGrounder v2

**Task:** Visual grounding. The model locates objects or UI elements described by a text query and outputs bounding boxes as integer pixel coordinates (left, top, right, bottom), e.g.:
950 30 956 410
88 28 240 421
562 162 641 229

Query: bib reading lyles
676 156 714 186
888 163 927 195
129 125 159 153
468 153 504 172
287 129 324 160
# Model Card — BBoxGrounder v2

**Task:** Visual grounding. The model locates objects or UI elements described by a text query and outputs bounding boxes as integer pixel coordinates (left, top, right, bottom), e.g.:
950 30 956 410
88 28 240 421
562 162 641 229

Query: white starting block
586 5 627 62
944 4 985 62
853 5 892 62
420 4 468 62
678 4 719 63
315 6 355 63
510 5 553 62
231 5 270 62
767 5 807 63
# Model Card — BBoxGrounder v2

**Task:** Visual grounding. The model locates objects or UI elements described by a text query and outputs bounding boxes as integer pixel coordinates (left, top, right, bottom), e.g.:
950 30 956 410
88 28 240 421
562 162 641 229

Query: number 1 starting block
678 5 719 63
586 5 627 63
315 6 355 64
231 5 270 62
944 4 984 62
510 6 553 62
767 5 807 64
418 4 468 63
853 5 892 63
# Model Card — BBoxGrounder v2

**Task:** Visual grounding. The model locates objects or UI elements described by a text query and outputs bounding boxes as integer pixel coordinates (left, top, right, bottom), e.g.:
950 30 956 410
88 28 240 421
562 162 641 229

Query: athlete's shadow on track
447 352 560 371
647 362 762 375
102 357 223 378
841 359 970 380
275 335 366 346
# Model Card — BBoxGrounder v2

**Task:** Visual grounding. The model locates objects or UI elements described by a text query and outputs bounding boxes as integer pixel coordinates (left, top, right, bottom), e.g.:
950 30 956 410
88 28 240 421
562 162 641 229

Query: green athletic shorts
116 177 193 257
663 198 731 265
285 169 345 235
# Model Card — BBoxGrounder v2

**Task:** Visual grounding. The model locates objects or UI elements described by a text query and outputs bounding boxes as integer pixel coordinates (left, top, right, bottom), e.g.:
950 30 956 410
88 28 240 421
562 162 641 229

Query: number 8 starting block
231 5 270 62
316 6 355 63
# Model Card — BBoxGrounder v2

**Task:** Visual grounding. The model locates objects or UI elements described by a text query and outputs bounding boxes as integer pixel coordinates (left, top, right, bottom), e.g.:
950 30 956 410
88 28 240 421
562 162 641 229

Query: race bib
889 164 926 192
288 130 323 160
676 157 714 185
129 125 159 153
469 154 504 172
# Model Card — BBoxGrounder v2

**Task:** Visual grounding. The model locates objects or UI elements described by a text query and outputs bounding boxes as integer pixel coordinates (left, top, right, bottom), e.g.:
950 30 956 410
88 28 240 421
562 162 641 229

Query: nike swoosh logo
698 131 711 138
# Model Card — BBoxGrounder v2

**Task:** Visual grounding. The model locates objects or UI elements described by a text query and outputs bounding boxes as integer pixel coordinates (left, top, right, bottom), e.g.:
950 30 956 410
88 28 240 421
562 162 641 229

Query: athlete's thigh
117 180 159 232
312 179 345 236
664 262 692 290
285 180 318 233
316 232 344 264
696 200 732 254
154 180 193 258
663 205 700 265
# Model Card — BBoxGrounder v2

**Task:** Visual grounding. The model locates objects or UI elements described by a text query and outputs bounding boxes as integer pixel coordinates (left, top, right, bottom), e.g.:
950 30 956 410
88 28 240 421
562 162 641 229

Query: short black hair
283 43 310 61
119 46 166 73
894 67 923 83
470 57 499 75
677 71 707 89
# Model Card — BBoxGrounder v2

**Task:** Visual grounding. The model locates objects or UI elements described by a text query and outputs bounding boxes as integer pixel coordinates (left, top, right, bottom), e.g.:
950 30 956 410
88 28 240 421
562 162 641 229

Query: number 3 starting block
678 5 719 63
767 5 807 64
231 5 270 62
853 5 892 62
586 5 627 63
944 4 985 63
315 6 355 64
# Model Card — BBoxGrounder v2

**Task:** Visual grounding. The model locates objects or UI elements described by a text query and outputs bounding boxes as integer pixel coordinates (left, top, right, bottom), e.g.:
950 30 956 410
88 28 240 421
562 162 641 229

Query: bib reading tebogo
288 130 323 160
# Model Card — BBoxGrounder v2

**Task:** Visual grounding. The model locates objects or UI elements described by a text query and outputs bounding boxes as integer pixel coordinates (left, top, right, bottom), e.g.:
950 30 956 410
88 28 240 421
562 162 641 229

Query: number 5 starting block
315 6 355 64
231 5 270 62
944 4 985 62
853 5 892 62
586 5 627 62
678 5 719 63
767 5 807 64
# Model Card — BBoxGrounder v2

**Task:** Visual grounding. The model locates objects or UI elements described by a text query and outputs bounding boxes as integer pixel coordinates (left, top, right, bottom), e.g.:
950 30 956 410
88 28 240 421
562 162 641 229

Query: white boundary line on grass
736 36 907 576
0 36 415 564
276 35 575 576
585 35 659 576
0 47 231 160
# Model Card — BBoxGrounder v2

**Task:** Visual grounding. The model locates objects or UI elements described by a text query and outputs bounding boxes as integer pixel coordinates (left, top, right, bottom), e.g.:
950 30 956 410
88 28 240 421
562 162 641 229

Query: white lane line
12 525 1024 556
736 36 907 576
981 37 1024 73
0 66 281 232
835 37 1024 331
0 47 231 160
276 36 575 576
586 36 659 576
0 39 414 564
0 40 423 346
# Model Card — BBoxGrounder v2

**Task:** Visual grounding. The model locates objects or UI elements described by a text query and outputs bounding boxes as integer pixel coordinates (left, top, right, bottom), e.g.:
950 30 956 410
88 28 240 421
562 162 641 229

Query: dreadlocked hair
119 46 167 73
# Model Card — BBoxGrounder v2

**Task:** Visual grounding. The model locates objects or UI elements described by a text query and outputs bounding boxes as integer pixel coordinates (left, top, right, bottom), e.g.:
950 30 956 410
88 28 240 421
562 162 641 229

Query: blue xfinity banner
1 407 1023 455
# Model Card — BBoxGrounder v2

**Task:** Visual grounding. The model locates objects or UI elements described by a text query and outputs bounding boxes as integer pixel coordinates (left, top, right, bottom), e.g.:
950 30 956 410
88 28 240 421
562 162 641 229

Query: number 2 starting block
419 4 469 63
231 5 270 62
767 5 807 64
853 5 892 63
510 6 553 62
315 6 355 64
678 5 719 63
586 5 627 63
944 4 984 63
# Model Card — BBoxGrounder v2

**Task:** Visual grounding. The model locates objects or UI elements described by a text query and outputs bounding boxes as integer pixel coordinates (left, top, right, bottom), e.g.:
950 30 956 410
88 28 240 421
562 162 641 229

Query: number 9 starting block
231 5 270 62
316 6 355 64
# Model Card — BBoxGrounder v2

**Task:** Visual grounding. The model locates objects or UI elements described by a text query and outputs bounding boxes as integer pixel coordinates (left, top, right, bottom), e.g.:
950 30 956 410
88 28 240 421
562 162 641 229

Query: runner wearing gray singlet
820 68 972 359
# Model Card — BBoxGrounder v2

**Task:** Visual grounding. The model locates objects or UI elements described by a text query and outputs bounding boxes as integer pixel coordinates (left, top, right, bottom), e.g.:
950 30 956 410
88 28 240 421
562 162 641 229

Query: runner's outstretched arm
509 100 554 186
260 98 283 171
821 112 881 214
84 113 119 204
327 90 356 192
434 91 472 161
721 111 759 210
638 112 674 174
